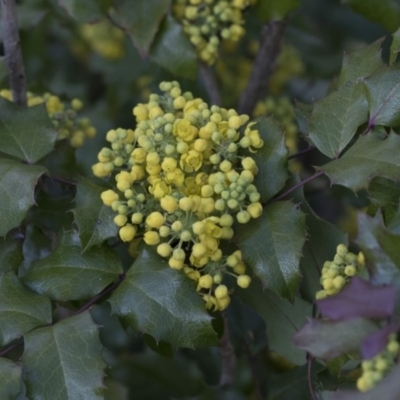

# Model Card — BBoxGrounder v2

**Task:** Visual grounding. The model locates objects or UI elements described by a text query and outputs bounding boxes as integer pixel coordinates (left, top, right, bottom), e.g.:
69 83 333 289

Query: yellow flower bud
169 257 184 270
161 157 177 172
160 195 178 213
247 202 263 219
157 243 172 257
193 138 208 152
237 275 251 288
228 115 242 129
144 231 160 245
198 274 213 289
114 214 127 227
192 221 205 235
101 190 118 206
119 224 136 242
179 197 194 211
146 212 165 229
192 242 207 258
92 162 110 178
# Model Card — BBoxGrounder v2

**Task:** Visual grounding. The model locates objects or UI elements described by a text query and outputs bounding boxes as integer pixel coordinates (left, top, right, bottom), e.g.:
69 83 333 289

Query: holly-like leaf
293 318 378 360
338 39 384 87
364 68 400 127
57 0 105 23
0 271 51 347
235 201 307 300
329 361 400 399
238 277 312 365
0 358 22 399
317 277 397 321
321 132 400 192
390 27 400 66
0 100 57 163
254 0 300 22
22 230 123 301
109 245 216 348
23 311 105 400
341 0 400 32
75 178 118 252
0 234 23 275
113 0 171 55
149 16 198 79
308 83 368 158
251 117 289 202
0 159 47 237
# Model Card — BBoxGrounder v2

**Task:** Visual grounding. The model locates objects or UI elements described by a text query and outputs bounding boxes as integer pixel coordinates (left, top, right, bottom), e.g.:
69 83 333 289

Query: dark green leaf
364 68 400 126
341 0 400 32
321 132 400 192
109 245 216 348
337 39 384 87
390 27 400 65
0 100 57 163
254 0 300 22
0 159 47 237
235 201 307 299
0 57 7 84
293 317 378 360
368 177 400 208
0 272 51 347
309 83 368 158
0 234 23 276
22 230 123 301
238 277 312 365
23 312 105 400
75 177 118 252
252 117 289 202
150 15 198 79
0 358 22 399
114 0 171 55
57 0 104 23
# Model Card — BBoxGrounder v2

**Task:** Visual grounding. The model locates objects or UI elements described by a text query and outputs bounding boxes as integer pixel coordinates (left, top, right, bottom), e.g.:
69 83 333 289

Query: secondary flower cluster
93 81 264 311
315 244 365 299
357 334 399 392
173 0 256 65
0 89 96 148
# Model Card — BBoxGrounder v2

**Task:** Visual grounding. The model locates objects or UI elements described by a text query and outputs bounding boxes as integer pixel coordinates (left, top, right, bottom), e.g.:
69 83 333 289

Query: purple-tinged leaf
317 277 396 321
327 361 400 400
361 323 400 359
293 318 378 360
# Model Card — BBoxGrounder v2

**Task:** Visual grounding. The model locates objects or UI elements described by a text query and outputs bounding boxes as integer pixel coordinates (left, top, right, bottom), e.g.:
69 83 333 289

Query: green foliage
58 0 106 23
0 358 22 399
254 0 300 22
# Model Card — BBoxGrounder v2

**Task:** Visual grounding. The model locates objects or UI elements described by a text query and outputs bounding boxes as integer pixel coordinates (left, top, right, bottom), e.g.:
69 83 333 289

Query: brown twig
237 20 286 115
288 146 316 160
0 0 27 106
219 313 237 386
200 62 221 106
0 339 23 357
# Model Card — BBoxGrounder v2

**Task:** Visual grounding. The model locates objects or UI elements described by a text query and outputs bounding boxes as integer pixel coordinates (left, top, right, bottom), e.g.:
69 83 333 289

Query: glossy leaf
0 358 22 399
252 117 289 202
0 159 47 237
238 277 312 365
364 68 400 127
236 201 307 299
254 0 300 22
109 245 216 348
293 318 378 360
114 0 171 55
0 272 51 347
390 27 400 65
23 312 105 400
57 0 105 23
74 177 118 252
0 100 57 163
337 39 384 87
0 234 23 276
22 231 123 301
341 0 400 32
321 132 400 192
150 16 198 79
309 83 368 158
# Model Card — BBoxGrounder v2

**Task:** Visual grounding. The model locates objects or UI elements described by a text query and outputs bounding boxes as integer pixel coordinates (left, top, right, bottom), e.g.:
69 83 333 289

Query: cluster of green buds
0 89 96 148
173 0 257 65
93 81 264 311
357 334 399 392
315 244 365 299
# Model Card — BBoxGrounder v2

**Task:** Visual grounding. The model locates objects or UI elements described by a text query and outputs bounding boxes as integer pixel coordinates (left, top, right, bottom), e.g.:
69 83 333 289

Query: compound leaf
109 245 216 348
23 312 105 400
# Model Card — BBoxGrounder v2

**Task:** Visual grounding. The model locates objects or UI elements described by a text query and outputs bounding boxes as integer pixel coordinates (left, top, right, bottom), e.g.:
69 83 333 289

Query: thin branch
43 175 77 186
74 273 126 315
244 343 264 400
0 0 27 106
219 313 237 386
237 20 286 115
307 354 318 400
268 171 324 204
200 62 221 106
0 339 23 358
288 146 316 160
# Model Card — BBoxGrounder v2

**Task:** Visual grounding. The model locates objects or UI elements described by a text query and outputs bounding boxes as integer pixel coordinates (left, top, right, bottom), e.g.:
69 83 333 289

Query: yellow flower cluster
315 244 365 299
93 81 264 311
173 0 257 65
79 20 125 60
0 89 96 148
357 334 399 392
